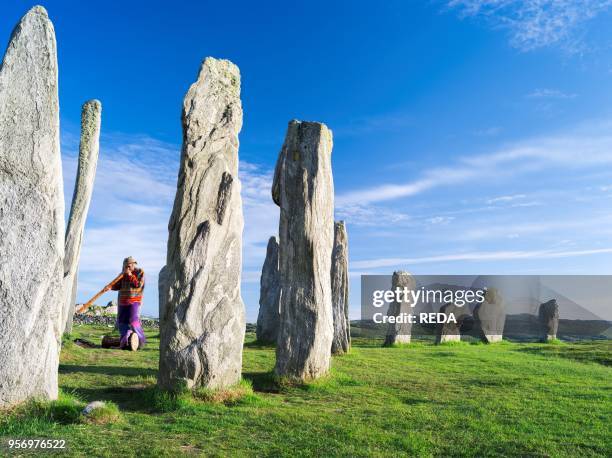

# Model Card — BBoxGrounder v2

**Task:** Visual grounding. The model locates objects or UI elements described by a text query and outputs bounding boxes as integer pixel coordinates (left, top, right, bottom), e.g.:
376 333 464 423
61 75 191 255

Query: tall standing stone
383 271 415 346
272 120 334 381
158 58 245 391
256 236 281 343
331 221 350 354
539 299 559 342
0 6 64 407
62 100 101 335
473 288 505 343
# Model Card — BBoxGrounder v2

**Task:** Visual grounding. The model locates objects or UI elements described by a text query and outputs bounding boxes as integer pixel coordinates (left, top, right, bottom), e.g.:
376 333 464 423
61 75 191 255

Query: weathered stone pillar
158 57 245 390
273 120 334 381
539 299 559 342
473 288 505 343
62 99 101 335
256 236 281 343
0 6 64 407
331 221 350 354
383 271 414 346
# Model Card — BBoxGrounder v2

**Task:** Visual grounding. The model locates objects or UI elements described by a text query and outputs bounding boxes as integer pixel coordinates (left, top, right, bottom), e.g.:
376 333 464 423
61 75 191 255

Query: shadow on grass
59 364 157 377
242 371 280 393
401 396 449 406
62 385 159 414
514 344 611 366
243 339 276 349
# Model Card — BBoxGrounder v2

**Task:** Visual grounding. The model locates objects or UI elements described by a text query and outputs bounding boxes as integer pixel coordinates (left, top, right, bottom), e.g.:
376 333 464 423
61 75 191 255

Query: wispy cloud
458 213 612 240
352 247 612 269
239 162 279 271
336 203 412 227
336 168 477 206
447 0 612 51
526 88 577 99
336 119 612 206
486 193 526 204
427 216 456 225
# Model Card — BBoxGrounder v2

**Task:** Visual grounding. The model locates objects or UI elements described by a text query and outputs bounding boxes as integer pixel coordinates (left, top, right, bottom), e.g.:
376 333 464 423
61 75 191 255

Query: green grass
1 326 610 457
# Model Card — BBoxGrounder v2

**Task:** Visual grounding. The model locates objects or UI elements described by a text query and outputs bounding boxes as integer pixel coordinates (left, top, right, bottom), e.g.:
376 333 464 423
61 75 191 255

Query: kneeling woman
106 256 147 350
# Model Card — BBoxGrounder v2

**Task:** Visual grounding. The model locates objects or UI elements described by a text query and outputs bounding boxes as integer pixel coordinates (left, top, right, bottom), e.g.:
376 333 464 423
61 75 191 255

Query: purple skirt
117 303 146 349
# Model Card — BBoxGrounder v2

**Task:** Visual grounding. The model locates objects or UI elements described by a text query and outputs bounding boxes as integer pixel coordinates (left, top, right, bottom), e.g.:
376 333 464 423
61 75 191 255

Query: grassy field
1 326 610 457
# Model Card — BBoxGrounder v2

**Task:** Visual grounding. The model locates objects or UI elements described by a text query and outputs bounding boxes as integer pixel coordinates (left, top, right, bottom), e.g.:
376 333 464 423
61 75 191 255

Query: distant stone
331 221 350 354
539 299 559 342
435 303 469 344
473 288 506 343
62 99 101 335
158 265 168 320
273 120 334 381
256 236 281 343
384 271 414 346
158 57 246 390
0 6 63 408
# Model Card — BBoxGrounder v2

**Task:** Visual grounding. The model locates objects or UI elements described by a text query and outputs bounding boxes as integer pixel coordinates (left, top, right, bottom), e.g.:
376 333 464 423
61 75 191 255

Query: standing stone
256 236 281 343
0 6 64 407
62 100 101 335
272 120 334 381
538 299 559 342
158 57 246 391
435 303 469 344
331 221 350 354
383 271 415 346
473 288 506 343
158 265 169 321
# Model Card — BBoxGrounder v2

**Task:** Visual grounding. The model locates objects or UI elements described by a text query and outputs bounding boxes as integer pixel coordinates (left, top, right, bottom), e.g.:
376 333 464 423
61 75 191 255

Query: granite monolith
0 6 64 407
256 236 281 343
62 100 101 335
158 57 245 390
272 120 334 380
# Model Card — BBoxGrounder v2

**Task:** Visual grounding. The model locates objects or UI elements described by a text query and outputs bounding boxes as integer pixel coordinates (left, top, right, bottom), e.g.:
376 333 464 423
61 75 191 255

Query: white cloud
454 209 612 241
486 193 526 204
336 119 612 206
336 167 478 206
335 203 411 227
447 0 612 51
239 162 279 270
526 88 577 99
352 247 612 269
427 216 456 225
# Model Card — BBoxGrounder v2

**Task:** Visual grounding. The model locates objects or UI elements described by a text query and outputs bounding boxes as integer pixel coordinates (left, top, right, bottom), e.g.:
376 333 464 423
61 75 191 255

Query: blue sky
4 0 612 320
